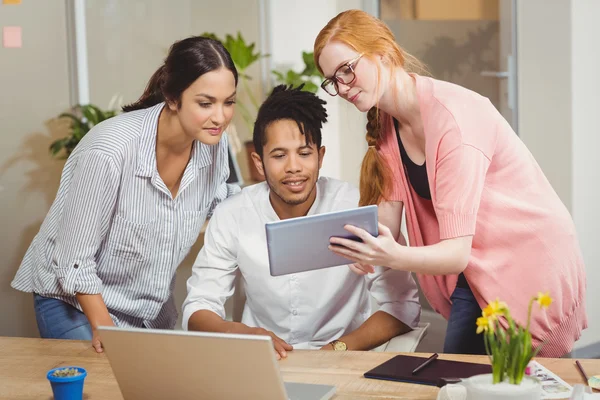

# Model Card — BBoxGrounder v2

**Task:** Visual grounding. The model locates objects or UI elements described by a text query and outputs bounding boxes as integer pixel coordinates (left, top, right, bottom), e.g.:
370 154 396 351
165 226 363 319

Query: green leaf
301 81 319 93
51 103 120 159
301 51 320 77
81 105 100 126
223 32 263 72
88 104 107 121
271 70 285 81
58 112 84 129
49 138 68 155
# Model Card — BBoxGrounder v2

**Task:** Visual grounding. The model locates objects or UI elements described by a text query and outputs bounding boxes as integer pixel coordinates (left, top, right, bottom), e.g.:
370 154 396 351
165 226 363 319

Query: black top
394 118 431 200
394 119 469 289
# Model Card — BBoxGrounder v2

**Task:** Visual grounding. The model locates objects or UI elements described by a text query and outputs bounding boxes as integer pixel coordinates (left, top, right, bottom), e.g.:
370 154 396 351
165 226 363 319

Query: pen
575 360 589 384
412 352 439 375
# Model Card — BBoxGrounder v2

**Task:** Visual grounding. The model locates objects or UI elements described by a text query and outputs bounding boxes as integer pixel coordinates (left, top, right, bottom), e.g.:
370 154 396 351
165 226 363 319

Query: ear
318 146 326 169
250 152 265 178
166 99 178 112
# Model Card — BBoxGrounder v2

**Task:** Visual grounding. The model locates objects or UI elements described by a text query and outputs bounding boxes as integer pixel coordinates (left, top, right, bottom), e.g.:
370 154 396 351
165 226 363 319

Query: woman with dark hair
12 36 239 352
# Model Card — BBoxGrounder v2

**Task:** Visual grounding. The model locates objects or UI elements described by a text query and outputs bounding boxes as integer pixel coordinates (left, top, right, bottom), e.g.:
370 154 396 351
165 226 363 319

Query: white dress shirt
182 177 421 349
12 103 239 329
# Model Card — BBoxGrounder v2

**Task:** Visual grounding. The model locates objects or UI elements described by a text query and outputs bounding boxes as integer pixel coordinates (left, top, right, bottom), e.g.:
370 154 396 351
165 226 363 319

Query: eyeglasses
320 54 363 96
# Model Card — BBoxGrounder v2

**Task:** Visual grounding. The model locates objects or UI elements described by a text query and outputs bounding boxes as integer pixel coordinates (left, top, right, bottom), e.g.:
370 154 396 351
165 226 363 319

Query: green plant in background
200 32 323 132
49 104 119 159
271 51 322 93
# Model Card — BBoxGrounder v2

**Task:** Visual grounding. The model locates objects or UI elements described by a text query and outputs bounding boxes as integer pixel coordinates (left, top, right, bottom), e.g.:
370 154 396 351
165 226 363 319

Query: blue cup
46 366 87 400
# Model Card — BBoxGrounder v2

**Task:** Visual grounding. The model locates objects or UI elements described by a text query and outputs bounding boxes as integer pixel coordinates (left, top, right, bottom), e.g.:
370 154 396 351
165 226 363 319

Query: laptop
98 326 336 400
266 205 379 276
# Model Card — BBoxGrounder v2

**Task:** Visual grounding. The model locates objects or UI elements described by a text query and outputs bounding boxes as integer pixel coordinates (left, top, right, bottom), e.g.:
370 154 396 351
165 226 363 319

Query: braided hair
252 84 328 158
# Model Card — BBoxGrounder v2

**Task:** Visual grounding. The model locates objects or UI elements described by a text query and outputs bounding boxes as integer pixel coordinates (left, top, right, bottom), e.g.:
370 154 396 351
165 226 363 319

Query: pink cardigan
378 75 587 357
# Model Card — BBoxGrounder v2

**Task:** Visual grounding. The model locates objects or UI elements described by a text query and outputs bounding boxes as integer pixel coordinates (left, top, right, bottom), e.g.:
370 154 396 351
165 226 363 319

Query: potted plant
46 366 87 400
443 292 553 399
271 51 322 94
49 103 119 159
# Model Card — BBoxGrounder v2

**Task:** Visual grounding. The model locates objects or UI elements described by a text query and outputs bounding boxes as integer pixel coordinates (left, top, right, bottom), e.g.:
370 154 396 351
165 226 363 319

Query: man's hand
188 311 293 359
244 327 293 359
319 343 334 351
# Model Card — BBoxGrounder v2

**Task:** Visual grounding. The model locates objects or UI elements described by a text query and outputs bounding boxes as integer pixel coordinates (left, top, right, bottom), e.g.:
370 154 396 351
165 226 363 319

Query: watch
329 340 347 351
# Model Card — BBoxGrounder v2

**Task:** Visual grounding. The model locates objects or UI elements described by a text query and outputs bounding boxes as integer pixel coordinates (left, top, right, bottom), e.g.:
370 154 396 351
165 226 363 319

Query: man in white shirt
182 85 421 359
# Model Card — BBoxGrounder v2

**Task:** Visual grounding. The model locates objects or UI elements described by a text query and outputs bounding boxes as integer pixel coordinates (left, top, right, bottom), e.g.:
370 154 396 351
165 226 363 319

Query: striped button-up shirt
12 102 239 329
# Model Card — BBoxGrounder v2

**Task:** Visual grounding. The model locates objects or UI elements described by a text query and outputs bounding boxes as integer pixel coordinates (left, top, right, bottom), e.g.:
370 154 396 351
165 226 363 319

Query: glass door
379 0 518 132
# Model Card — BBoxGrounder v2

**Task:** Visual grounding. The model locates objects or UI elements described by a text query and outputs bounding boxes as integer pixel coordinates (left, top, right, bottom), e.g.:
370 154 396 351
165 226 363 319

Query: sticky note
3 0 22 4
3 26 22 48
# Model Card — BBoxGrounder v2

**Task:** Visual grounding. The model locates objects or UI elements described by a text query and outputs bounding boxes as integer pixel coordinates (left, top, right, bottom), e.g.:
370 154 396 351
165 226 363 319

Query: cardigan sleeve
433 138 491 240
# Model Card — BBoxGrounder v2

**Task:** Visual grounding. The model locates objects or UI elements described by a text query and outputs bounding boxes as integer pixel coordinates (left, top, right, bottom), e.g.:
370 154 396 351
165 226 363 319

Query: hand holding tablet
265 205 378 276
329 221 401 275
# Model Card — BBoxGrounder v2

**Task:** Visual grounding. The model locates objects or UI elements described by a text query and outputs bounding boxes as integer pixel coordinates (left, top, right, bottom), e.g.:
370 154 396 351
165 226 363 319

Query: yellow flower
476 316 491 334
482 299 508 320
536 292 553 308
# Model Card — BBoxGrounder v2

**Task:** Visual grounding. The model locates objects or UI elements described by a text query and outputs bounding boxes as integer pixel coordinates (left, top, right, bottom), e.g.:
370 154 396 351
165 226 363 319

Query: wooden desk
1 336 597 399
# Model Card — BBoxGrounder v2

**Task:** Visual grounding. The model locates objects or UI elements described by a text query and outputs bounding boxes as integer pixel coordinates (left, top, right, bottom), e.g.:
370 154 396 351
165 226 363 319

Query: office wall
571 0 600 351
84 0 263 181
516 0 572 210
518 0 600 352
0 0 71 337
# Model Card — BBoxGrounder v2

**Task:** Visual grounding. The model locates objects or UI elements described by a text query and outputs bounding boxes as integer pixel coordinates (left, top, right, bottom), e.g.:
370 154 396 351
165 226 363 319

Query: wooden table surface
1 336 597 399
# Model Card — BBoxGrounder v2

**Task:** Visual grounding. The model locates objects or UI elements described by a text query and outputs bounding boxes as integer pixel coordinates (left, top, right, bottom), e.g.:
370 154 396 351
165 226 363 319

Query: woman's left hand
329 222 403 273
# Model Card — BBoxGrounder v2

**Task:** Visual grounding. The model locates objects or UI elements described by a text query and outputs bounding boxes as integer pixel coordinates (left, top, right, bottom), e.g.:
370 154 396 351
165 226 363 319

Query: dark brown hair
123 36 238 112
253 84 328 158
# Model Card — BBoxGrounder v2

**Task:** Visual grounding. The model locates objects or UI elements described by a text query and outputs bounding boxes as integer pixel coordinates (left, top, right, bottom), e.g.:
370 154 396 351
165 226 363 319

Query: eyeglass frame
320 53 364 96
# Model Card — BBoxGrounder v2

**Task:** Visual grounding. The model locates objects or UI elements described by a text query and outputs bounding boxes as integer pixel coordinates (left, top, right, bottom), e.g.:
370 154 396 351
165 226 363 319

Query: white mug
437 374 541 400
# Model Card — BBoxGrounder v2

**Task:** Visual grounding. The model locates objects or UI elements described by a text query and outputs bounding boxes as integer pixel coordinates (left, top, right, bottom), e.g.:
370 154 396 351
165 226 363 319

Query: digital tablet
266 205 378 276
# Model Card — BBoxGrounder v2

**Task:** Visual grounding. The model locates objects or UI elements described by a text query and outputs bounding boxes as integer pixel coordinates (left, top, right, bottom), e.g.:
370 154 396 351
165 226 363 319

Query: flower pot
47 366 87 400
437 373 541 400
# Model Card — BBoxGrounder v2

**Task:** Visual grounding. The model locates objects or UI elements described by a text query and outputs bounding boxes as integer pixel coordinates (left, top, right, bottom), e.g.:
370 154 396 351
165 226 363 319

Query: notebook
364 355 492 387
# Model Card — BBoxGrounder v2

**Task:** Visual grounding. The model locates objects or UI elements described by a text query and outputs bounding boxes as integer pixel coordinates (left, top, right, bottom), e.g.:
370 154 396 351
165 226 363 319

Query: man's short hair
252 84 328 158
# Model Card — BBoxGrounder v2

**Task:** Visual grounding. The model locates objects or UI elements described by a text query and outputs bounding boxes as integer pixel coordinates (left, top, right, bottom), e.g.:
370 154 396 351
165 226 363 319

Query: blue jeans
33 294 93 340
443 286 486 355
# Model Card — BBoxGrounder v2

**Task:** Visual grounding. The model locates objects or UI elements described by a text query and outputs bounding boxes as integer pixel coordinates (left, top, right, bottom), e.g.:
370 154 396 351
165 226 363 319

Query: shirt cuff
437 213 477 240
181 302 226 331
55 261 103 295
379 301 422 329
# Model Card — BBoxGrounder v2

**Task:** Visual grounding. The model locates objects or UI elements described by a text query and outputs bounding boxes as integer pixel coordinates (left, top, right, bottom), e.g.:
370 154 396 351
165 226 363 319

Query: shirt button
292 310 298 316
73 264 79 269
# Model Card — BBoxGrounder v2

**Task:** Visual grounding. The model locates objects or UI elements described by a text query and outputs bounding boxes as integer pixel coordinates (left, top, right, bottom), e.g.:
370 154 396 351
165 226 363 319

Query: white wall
516 0 572 210
571 0 600 350
518 0 599 350
0 0 71 338
267 0 367 186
